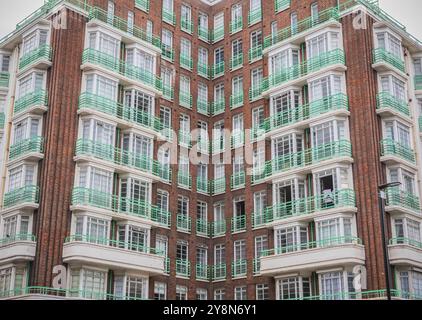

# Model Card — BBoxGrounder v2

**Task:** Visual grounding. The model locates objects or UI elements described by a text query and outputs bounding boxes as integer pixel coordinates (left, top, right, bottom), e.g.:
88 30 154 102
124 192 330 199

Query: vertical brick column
341 13 387 290
31 9 86 286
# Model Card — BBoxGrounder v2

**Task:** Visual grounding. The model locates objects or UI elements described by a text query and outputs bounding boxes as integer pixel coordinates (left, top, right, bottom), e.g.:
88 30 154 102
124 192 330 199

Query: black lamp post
378 181 401 300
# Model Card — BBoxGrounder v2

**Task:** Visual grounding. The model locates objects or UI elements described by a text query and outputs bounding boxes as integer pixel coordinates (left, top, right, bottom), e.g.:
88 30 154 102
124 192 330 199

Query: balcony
181 18 193 34
9 137 44 162
231 171 245 190
211 263 226 281
230 17 243 34
264 7 339 50
279 289 411 301
135 0 149 12
211 62 225 79
252 212 266 229
71 187 171 227
376 92 410 118
389 238 422 268
63 236 165 275
210 220 226 237
196 219 209 237
275 0 291 13
384 187 420 215
248 8 262 26
252 93 349 138
197 98 209 116
81 49 162 94
210 99 225 116
176 214 191 233
161 46 174 62
14 90 48 116
230 93 244 109
231 131 244 148
254 140 352 182
372 48 405 74
260 237 365 276
196 264 209 280
176 259 191 277
380 139 415 165
249 86 263 102
211 26 224 43
262 49 346 96
162 8 176 25
179 91 193 109
19 44 52 71
231 215 246 233
75 139 172 182
211 178 226 195
162 86 174 102
178 130 191 148
3 185 39 210
177 171 192 190
197 62 210 79
0 72 9 89
180 54 193 71
198 27 210 43
232 260 247 278
415 75 422 91
230 53 243 70
264 189 356 225
0 234 36 264
249 45 263 63
197 177 210 194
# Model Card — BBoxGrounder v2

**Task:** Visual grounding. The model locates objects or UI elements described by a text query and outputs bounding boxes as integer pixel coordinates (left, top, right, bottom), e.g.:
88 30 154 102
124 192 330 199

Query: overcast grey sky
0 0 421 40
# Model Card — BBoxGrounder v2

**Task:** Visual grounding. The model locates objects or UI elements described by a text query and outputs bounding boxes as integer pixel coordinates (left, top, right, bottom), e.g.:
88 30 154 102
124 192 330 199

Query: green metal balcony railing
181 18 193 34
211 177 226 195
249 45 263 62
162 8 176 25
211 220 226 237
0 113 5 129
0 234 36 247
176 259 191 277
196 264 210 280
211 26 224 43
230 53 243 70
78 93 170 137
264 7 339 49
415 75 422 90
261 236 362 257
389 237 422 249
197 98 210 116
264 189 356 223
161 46 174 62
180 54 193 71
164 257 170 274
231 215 246 233
385 187 420 213
162 85 174 101
275 0 291 13
253 258 261 274
196 219 209 236
3 185 39 208
197 62 210 79
14 90 48 115
82 49 162 92
380 139 415 164
252 93 349 137
210 99 225 116
249 85 263 102
176 215 192 233
376 92 409 117
65 235 164 255
373 48 405 73
230 17 243 34
19 44 52 70
71 187 171 227
135 0 149 12
212 264 226 281
231 171 246 190
75 139 172 182
252 212 266 228
230 93 244 109
262 49 345 92
212 136 225 154
0 72 10 88
179 91 193 109
197 177 210 194
177 171 192 190
198 27 210 42
178 130 192 148
9 136 44 160
211 62 225 79
232 260 247 278
231 131 245 148
248 8 262 26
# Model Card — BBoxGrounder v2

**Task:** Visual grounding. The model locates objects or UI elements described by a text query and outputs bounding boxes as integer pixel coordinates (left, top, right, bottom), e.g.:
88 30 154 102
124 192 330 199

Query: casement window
311 119 347 147
273 133 303 160
253 147 265 176
17 71 45 98
275 226 308 252
233 196 245 221
250 0 261 12
176 241 189 275
107 1 114 23
277 276 311 300
197 201 207 223
117 224 149 253
0 268 12 295
74 215 110 242
394 218 421 243
250 30 262 49
274 179 307 210
159 106 171 128
380 74 406 101
399 271 422 298
181 38 192 58
271 89 300 119
181 4 192 23
126 47 154 73
253 191 266 217
384 120 411 147
214 289 225 300
214 12 224 31
198 13 208 32
12 117 40 144
198 82 208 103
85 74 117 100
196 288 207 300
121 132 152 159
214 243 225 265
214 83 224 102
254 235 267 272
311 2 319 23
251 67 263 89
256 284 269 300
196 245 208 266
146 20 153 40
179 113 190 133
81 118 115 146
232 113 244 133
234 239 246 262
119 177 151 204
291 12 298 33
252 106 264 128
314 167 351 197
114 275 148 300
163 0 174 13
270 48 299 74
319 271 344 299
214 161 225 181
162 29 173 50
232 75 243 97
213 120 225 147
8 164 35 192
180 75 191 95
214 47 224 64
88 31 119 58
415 58 422 75
233 154 244 175
307 32 340 59
78 166 113 194
271 21 278 38
70 268 107 299
376 31 402 58
177 196 189 220
231 4 242 23
234 286 247 300
389 167 417 196
197 162 208 181
198 47 208 66
309 74 342 101
213 202 225 224
154 282 167 300
157 190 169 213
1 214 31 238
155 235 168 257
0 54 10 72
161 67 173 88
127 11 134 34
316 217 353 243
22 28 49 56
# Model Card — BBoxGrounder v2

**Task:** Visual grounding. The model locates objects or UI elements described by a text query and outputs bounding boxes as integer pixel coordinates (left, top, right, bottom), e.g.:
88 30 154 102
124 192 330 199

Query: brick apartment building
0 0 421 300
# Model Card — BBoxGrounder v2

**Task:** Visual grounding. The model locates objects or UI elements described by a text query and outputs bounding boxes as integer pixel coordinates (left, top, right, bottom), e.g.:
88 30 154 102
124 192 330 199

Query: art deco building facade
0 0 421 300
